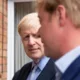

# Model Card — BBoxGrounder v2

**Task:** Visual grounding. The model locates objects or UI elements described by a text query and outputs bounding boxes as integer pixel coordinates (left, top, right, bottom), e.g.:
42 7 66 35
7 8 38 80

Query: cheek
22 41 28 48
37 39 44 50
40 26 44 35
37 39 43 47
40 24 48 36
40 22 53 42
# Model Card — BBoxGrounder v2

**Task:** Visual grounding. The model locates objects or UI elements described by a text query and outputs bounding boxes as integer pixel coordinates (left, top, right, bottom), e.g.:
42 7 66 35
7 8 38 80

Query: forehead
22 25 39 31
38 7 51 22
20 26 40 34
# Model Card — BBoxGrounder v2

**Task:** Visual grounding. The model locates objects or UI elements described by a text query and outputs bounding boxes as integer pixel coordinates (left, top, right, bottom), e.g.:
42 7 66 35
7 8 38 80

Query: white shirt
55 46 80 74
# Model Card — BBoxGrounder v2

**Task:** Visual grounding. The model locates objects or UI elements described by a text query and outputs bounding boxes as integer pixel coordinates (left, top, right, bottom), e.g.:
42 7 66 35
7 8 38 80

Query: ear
57 5 67 27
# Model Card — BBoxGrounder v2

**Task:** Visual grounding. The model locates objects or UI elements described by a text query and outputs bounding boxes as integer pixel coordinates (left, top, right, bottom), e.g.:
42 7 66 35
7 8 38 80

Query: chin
32 55 42 60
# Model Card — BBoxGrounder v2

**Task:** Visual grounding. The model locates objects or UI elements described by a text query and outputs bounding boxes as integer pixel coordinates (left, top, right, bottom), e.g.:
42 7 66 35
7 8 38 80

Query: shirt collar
38 56 50 70
55 46 80 73
32 56 50 71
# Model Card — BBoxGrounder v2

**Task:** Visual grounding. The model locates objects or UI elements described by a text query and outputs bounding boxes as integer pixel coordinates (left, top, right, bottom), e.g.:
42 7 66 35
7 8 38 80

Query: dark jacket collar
61 56 80 80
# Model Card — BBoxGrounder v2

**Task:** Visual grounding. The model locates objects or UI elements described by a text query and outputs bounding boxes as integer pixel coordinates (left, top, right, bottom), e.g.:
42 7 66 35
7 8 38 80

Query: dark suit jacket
61 56 80 80
12 59 55 80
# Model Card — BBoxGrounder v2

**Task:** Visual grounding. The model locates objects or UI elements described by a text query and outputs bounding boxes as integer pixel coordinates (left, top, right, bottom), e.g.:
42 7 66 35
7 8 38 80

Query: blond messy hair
37 0 80 27
18 12 40 34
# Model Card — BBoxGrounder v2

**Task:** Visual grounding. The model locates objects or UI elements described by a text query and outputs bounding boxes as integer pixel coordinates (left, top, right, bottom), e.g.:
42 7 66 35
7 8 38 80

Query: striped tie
30 65 38 80
55 66 62 80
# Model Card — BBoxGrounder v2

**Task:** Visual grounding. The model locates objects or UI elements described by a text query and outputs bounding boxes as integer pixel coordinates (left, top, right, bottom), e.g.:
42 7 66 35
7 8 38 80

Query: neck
60 27 80 55
33 59 40 64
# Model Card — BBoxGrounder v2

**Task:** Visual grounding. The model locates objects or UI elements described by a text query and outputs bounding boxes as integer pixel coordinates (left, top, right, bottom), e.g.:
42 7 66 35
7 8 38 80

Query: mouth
28 48 39 53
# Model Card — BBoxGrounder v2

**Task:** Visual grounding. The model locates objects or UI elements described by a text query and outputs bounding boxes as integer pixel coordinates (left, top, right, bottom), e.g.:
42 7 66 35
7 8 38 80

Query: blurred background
0 0 36 80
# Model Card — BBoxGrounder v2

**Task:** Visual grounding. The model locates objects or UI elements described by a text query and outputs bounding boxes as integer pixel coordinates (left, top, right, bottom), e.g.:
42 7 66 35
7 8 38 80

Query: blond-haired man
12 13 55 80
37 0 80 80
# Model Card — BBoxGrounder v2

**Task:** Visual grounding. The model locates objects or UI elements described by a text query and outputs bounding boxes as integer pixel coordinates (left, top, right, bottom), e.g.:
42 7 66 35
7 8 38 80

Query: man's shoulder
18 61 32 72
12 62 32 80
62 56 80 80
21 62 32 69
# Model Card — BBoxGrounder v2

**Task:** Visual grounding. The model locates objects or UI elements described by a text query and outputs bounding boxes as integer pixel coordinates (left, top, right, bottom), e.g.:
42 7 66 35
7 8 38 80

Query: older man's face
20 24 45 61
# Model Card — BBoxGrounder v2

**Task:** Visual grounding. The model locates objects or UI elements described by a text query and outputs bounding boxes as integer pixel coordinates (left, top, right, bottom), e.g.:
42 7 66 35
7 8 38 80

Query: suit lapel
36 59 56 80
61 56 80 80
18 62 32 80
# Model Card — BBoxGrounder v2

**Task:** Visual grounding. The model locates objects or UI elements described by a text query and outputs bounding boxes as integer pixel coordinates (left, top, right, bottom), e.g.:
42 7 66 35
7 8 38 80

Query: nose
28 36 35 46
